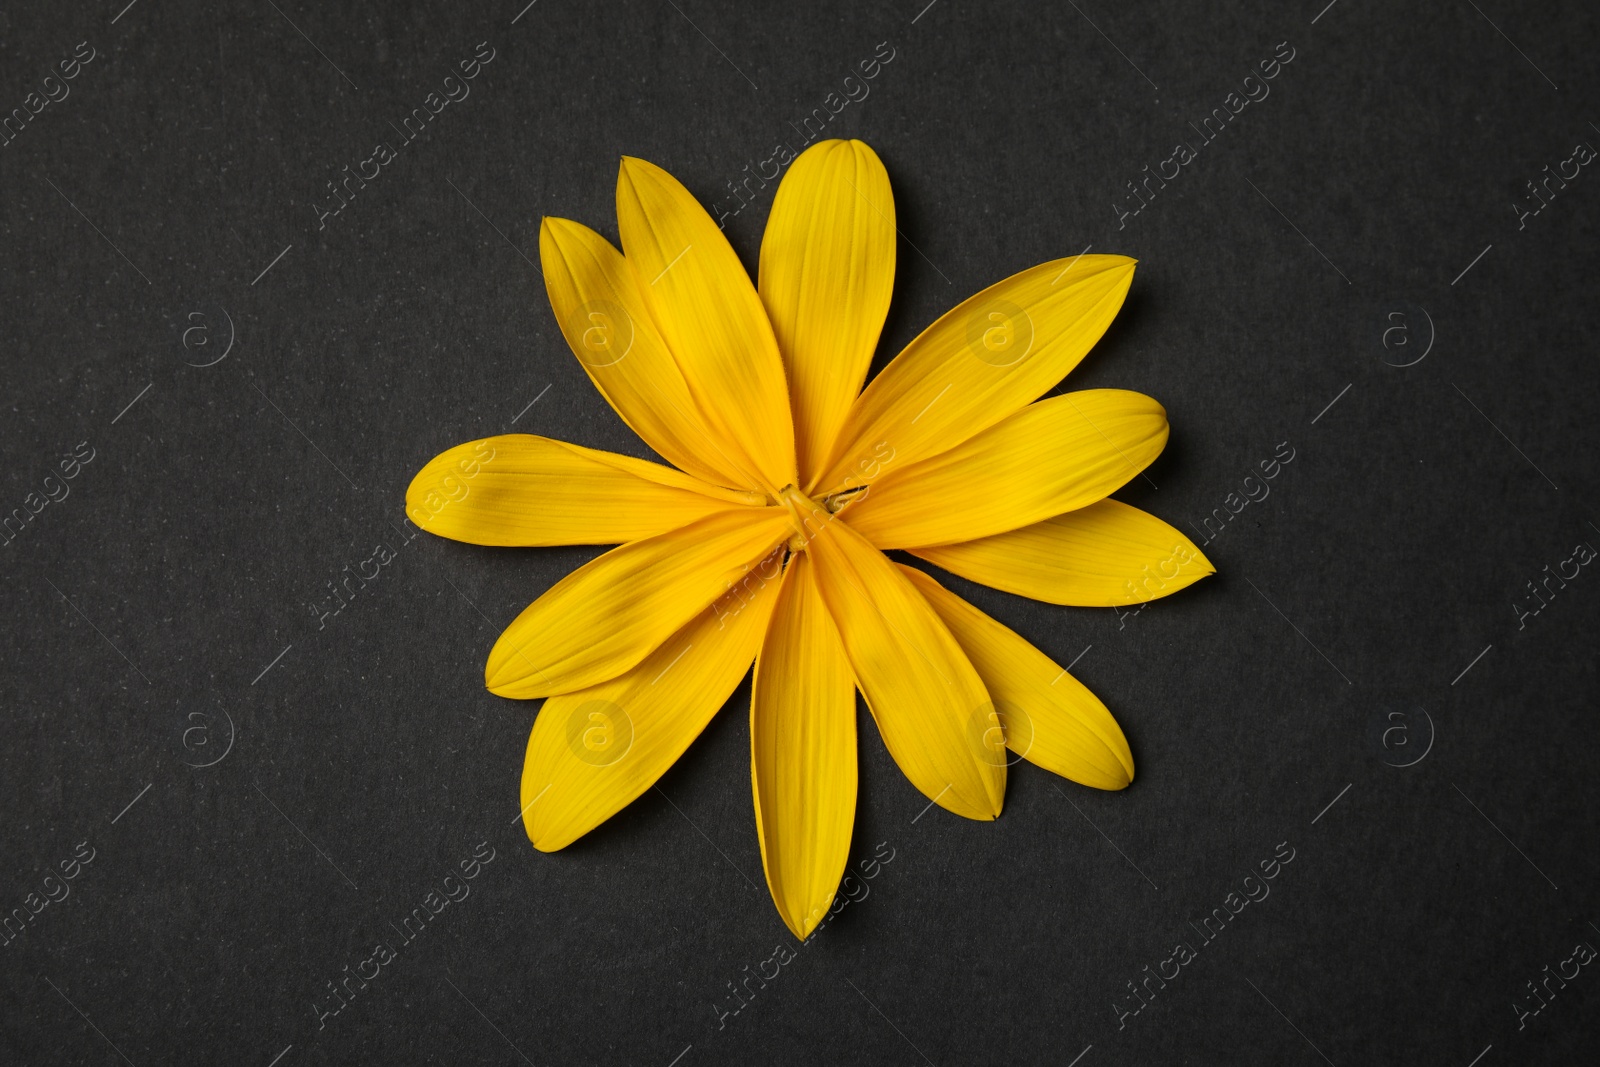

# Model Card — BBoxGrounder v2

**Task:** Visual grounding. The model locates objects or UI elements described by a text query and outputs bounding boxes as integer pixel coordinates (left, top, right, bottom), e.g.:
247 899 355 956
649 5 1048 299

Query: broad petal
616 157 797 493
915 499 1214 606
901 565 1134 790
807 516 1003 820
810 255 1136 495
751 552 857 940
540 216 754 490
759 140 895 484
844 390 1167 548
487 507 790 698
406 435 761 546
522 575 781 852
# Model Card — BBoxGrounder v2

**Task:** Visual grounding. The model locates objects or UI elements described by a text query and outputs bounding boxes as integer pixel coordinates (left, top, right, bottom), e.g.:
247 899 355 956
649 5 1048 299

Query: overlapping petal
902 566 1134 790
759 140 896 483
751 552 858 940
522 574 782 852
617 157 797 493
844 390 1168 549
540 216 751 489
809 254 1136 495
487 507 790 698
915 499 1214 606
405 435 761 546
806 516 1003 820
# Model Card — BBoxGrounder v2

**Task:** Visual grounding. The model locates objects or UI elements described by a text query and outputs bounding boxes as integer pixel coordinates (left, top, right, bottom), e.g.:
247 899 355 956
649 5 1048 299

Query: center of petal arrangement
775 484 831 550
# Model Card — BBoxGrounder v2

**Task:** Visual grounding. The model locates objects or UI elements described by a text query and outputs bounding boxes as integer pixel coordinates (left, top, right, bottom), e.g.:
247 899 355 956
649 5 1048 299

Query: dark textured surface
3 1 1597 1064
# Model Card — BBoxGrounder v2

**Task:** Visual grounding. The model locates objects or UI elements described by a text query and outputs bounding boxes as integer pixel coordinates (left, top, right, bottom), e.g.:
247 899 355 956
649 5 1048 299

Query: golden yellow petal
540 216 755 489
616 157 797 494
751 552 858 940
843 390 1167 548
487 507 791 698
759 140 895 484
901 565 1134 790
405 435 761 546
915 499 1214 606
523 575 782 852
806 516 1003 820
810 255 1136 495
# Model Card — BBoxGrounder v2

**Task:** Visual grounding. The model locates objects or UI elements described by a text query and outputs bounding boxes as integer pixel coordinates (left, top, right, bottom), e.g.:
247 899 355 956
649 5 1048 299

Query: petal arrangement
405 140 1213 939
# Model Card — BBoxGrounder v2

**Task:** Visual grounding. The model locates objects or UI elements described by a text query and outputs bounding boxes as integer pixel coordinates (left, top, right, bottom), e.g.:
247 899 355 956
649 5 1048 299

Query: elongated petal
406 435 761 546
487 508 790 698
807 516 1003 820
616 157 797 493
901 565 1134 790
915 499 1214 606
541 216 756 489
759 140 895 484
811 255 1136 495
522 575 782 852
844 390 1167 549
751 553 857 940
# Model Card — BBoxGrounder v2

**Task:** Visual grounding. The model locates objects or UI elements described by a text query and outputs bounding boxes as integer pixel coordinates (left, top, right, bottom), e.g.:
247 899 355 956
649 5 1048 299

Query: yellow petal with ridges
523 574 782 852
810 255 1136 496
616 156 797 493
915 499 1214 606
844 390 1167 549
759 140 895 484
405 435 762 546
901 565 1134 790
487 507 791 698
751 552 858 941
807 516 1003 820
540 216 755 490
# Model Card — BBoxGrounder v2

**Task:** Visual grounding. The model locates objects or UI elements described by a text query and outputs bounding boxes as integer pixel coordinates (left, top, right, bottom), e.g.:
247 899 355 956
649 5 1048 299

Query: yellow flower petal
540 216 753 490
616 157 797 493
810 255 1136 495
843 390 1167 549
405 435 762 546
759 140 895 484
915 499 1214 606
901 565 1134 791
751 552 858 940
487 508 790 698
522 576 782 852
807 516 1003 820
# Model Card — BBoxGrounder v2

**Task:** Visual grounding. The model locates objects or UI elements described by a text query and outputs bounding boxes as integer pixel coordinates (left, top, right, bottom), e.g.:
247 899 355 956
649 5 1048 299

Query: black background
3 1 1597 1064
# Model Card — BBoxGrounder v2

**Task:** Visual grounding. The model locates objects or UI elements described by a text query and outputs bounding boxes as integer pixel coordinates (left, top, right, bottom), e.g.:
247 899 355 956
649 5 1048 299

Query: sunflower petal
915 499 1214 606
901 565 1134 790
811 255 1136 495
807 517 1003 820
540 216 754 489
522 576 782 852
844 390 1167 548
616 157 797 493
487 508 790 698
759 140 895 484
751 552 857 940
406 435 762 546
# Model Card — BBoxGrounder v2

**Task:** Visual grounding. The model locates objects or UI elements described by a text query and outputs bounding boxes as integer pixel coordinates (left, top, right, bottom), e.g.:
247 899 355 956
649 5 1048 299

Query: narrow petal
901 565 1134 790
807 516 1003 820
487 508 791 698
540 216 757 489
751 552 857 940
810 255 1136 495
844 390 1168 549
616 157 797 493
915 499 1214 606
522 575 782 852
759 140 895 484
406 435 762 546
